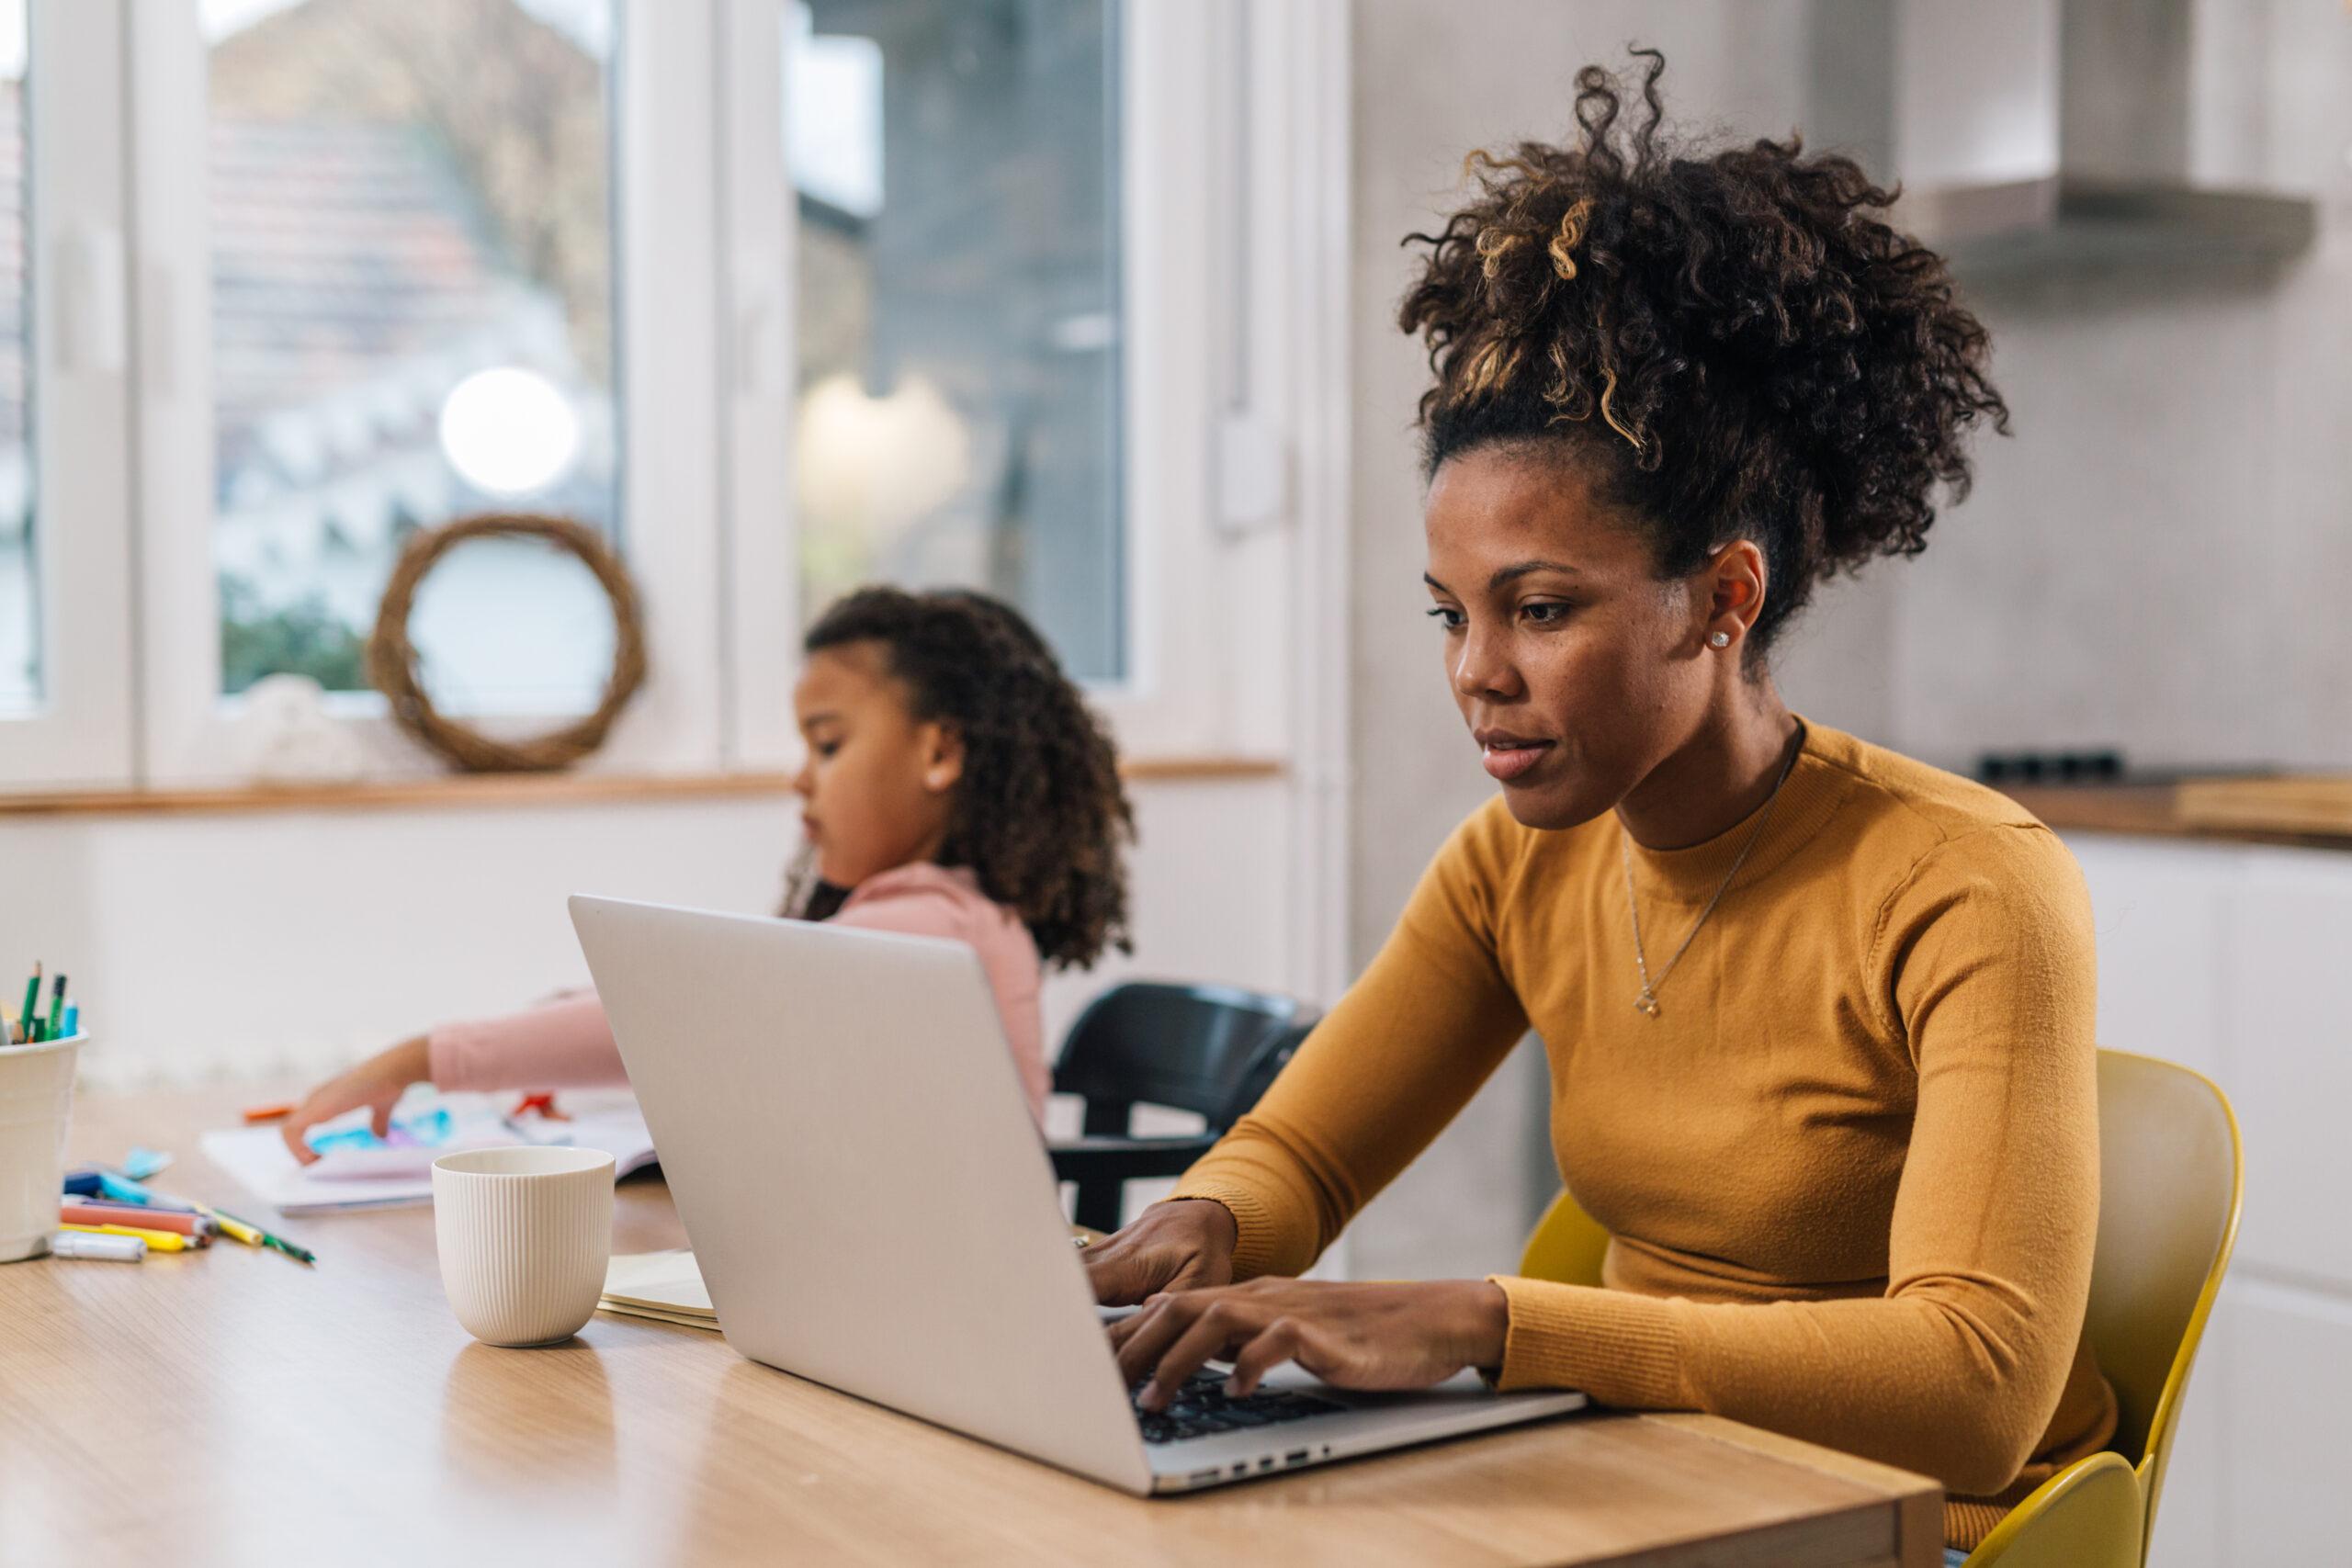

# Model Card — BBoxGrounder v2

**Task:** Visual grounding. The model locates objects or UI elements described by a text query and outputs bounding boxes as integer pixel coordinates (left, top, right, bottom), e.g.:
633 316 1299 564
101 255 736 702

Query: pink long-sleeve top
426 863 1050 1121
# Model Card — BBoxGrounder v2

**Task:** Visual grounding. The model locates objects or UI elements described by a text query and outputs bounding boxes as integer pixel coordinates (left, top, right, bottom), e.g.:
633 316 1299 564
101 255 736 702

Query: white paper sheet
198 1093 657 1215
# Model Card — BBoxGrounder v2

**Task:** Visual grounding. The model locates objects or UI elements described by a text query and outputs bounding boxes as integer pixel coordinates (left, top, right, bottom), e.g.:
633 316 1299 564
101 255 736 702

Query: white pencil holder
0 1032 85 1263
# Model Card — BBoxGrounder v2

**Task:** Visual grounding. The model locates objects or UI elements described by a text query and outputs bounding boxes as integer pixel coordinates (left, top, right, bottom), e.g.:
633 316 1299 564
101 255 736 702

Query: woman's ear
1702 539 1769 650
922 723 967 795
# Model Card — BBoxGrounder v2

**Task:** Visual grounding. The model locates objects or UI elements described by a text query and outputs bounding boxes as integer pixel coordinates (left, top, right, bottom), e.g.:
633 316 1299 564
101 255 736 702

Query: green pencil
207 1203 317 1266
17 962 39 1045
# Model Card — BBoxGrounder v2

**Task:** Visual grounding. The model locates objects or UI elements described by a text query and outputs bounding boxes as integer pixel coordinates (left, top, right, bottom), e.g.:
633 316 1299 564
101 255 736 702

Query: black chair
1048 982 1317 1234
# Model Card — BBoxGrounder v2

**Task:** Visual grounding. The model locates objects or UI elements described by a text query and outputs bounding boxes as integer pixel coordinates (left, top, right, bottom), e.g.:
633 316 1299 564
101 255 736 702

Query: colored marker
58 1004 76 1038
259 1231 317 1266
201 1204 315 1265
242 1102 296 1123
89 1171 203 1213
62 1202 211 1238
60 1222 200 1253
50 1232 145 1262
45 975 65 1038
17 963 39 1046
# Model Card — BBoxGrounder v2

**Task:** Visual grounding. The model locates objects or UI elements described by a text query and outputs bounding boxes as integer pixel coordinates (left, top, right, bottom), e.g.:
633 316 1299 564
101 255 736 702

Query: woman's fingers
1114 1280 1485 1404
1223 1317 1309 1397
1137 1298 1268 1411
1113 1294 1198 1389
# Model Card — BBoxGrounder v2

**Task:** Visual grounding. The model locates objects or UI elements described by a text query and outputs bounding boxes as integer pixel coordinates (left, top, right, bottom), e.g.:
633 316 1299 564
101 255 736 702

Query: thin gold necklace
1620 728 1805 1018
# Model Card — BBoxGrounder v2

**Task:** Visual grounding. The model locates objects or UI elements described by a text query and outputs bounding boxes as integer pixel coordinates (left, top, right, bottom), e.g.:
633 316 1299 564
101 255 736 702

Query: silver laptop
569 895 1586 1495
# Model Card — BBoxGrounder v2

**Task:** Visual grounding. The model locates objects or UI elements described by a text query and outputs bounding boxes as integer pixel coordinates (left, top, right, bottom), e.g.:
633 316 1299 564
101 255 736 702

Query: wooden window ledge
0 757 1286 820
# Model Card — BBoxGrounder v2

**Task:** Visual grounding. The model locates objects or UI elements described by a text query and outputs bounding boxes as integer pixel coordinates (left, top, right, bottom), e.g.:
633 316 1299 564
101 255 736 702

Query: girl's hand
1110 1277 1510 1411
279 1036 432 1164
1083 1199 1240 1304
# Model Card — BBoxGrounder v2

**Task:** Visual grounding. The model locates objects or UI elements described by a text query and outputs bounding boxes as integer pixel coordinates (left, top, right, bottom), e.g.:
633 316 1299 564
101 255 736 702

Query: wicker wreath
367 512 648 773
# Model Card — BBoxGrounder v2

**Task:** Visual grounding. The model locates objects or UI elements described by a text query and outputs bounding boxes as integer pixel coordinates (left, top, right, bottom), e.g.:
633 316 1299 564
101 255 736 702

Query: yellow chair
1516 1048 2242 1568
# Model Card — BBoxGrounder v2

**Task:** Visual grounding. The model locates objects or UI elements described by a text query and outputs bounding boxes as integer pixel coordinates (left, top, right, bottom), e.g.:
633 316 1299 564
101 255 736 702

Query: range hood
1807 0 2317 276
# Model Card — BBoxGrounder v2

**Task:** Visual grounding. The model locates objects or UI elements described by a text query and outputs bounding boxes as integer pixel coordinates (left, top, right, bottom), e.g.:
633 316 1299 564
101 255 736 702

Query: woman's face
1422 445 1723 831
792 641 962 888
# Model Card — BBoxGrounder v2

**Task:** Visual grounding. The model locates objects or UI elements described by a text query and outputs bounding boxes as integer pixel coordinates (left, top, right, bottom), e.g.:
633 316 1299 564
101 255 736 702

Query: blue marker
92 1170 202 1213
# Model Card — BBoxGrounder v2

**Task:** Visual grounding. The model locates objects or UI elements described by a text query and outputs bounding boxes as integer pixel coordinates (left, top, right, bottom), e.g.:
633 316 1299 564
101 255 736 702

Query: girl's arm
279 995 626 1163
426 993 627 1092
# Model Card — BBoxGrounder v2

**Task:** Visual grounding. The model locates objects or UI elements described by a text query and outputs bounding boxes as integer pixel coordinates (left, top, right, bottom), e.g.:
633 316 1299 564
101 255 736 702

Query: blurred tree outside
220 575 368 694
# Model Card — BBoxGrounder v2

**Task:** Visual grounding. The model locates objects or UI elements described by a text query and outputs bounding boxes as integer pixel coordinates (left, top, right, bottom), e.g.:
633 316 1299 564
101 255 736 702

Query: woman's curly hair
1399 49 2007 653
787 586 1135 970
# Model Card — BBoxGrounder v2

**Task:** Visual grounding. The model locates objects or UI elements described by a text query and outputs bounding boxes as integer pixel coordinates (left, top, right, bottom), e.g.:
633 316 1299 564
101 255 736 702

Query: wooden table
2 1090 1942 1567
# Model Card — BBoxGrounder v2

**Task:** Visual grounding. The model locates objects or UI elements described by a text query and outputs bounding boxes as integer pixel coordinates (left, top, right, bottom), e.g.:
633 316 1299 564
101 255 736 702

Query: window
789 0 1124 681
3 0 1334 793
202 0 622 714
0 2 32 717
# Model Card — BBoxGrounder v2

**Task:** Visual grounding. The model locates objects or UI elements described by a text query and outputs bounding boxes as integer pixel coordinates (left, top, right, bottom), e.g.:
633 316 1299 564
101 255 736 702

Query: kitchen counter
1997 775 2352 851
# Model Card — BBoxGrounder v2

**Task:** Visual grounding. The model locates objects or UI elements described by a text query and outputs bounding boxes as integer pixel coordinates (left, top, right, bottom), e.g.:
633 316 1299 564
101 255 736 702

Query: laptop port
1283 1450 1309 1464
1230 1463 1249 1477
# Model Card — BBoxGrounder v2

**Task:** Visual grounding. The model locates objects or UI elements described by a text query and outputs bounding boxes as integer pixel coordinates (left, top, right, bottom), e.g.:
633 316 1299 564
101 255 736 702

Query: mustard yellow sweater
1172 723 2116 1550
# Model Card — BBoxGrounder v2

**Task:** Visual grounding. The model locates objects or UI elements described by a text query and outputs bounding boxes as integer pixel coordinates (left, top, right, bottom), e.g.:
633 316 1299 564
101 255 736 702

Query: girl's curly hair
788 586 1135 970
1400 49 2008 654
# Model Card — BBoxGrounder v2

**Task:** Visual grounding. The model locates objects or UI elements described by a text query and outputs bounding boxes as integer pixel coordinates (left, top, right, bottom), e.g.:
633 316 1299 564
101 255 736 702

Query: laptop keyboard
1131 1370 1346 1445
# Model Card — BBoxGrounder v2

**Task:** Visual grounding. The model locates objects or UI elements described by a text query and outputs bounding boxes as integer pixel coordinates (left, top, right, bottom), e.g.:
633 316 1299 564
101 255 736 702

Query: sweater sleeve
427 993 628 1092
1486 825 2100 1499
1169 805 1533 1280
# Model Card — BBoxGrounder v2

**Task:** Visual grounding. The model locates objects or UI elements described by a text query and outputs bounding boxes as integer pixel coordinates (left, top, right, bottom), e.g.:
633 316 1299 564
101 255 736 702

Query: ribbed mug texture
0 1034 84 1264
432 1146 616 1346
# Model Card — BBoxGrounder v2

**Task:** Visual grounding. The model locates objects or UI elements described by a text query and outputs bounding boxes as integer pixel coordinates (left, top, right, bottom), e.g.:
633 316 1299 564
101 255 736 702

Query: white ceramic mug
431 1145 616 1347
0 1032 85 1264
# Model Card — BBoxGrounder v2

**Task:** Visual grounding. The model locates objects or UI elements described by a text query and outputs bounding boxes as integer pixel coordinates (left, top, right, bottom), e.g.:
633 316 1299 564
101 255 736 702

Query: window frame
0 0 137 789
4 0 1332 794
724 0 1271 767
125 0 727 787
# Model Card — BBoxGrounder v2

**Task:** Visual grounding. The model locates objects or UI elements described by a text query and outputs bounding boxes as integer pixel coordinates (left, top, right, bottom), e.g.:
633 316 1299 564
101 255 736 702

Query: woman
1088 53 2113 1560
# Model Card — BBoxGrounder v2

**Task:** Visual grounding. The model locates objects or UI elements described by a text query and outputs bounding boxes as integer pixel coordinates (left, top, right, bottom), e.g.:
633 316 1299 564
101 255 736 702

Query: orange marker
62 1202 211 1238
243 1101 296 1123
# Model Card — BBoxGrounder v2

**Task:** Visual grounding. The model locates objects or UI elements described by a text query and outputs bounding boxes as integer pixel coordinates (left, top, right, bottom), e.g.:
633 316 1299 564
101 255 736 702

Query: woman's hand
280 1036 432 1164
1111 1277 1510 1410
1083 1199 1240 1304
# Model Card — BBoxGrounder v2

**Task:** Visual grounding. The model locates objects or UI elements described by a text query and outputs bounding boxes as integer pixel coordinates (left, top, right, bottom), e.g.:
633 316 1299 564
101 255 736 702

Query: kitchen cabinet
2066 834 2352 1568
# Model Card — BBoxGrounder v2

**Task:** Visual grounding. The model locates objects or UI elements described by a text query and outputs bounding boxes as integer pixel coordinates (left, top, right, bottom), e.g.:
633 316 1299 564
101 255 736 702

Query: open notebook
199 1091 657 1215
600 1249 718 1331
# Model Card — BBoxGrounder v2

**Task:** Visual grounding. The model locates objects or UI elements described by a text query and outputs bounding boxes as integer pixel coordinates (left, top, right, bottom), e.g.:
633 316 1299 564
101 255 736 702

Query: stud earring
1708 631 1731 649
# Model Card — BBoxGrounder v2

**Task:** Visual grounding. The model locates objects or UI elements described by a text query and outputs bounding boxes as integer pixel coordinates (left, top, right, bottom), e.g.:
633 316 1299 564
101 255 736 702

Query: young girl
280 586 1134 1161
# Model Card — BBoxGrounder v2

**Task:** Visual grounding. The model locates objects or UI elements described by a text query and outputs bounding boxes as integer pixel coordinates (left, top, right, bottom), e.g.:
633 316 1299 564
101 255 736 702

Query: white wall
0 776 1313 1093
1842 0 2352 774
